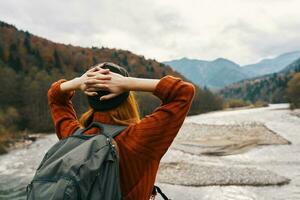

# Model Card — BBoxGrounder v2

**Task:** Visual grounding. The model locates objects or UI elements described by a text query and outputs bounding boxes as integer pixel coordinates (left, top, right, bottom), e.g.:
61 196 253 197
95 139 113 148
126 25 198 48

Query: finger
87 66 100 72
100 93 118 101
95 62 106 68
90 62 105 69
88 65 110 73
84 80 105 85
84 79 109 85
86 68 108 75
85 76 111 83
95 76 111 81
86 70 110 77
98 68 110 74
86 72 97 77
85 83 109 90
84 86 108 92
84 91 98 96
85 75 111 82
85 87 99 92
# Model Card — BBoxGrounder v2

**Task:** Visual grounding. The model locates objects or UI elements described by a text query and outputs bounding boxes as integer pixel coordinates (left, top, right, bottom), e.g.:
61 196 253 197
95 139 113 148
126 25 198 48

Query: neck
92 111 115 124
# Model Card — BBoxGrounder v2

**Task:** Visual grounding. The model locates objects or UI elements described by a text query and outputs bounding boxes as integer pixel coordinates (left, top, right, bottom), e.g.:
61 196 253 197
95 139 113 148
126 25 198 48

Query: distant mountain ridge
164 57 248 89
281 57 300 73
164 51 300 89
241 51 300 76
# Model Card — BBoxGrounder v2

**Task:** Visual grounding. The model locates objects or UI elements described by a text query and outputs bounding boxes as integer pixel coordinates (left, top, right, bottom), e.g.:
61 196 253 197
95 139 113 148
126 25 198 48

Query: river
0 104 299 200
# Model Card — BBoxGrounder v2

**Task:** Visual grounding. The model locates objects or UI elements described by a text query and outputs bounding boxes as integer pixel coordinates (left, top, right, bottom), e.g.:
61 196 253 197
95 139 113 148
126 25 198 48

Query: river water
0 104 299 200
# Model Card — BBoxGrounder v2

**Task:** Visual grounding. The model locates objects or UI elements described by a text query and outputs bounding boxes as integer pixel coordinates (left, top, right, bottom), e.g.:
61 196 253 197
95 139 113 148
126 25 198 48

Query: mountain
241 51 300 77
281 58 300 73
0 21 224 134
219 59 300 103
164 51 300 89
164 57 249 89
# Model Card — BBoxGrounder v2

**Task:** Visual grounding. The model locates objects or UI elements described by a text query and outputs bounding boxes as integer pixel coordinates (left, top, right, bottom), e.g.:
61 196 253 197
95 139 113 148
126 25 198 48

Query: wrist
60 77 81 92
72 77 82 90
122 77 133 91
122 77 159 92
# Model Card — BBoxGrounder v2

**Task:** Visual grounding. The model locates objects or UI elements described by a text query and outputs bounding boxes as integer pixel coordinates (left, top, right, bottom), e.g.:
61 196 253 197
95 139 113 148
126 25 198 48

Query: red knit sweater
47 75 195 200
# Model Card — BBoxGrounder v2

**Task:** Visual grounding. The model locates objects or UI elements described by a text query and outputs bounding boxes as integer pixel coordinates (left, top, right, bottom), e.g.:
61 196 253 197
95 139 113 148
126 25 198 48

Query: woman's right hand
60 64 111 95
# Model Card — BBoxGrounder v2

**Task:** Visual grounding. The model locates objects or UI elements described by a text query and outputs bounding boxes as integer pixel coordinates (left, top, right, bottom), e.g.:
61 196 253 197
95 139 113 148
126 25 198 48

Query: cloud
0 0 300 65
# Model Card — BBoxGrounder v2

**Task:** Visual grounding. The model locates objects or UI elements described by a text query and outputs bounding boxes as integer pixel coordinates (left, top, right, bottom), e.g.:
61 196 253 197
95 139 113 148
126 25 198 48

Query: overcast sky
0 0 300 65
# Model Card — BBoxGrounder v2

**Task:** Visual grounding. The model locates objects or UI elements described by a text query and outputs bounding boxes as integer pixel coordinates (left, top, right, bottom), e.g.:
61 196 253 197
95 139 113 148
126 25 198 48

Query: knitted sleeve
115 75 195 160
47 79 80 139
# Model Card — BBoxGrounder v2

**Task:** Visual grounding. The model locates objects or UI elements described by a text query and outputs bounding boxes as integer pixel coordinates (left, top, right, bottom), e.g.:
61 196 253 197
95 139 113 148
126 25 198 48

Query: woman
47 62 195 200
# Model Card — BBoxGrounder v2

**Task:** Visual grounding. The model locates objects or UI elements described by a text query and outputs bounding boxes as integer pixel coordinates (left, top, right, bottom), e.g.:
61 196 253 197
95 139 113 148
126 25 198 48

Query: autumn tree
287 73 300 109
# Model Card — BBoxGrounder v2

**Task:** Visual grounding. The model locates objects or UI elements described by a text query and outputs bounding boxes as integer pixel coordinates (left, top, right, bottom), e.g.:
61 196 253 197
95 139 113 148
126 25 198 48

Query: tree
20 68 54 131
0 46 3 60
53 49 62 69
24 34 32 53
0 65 20 107
287 73 300 109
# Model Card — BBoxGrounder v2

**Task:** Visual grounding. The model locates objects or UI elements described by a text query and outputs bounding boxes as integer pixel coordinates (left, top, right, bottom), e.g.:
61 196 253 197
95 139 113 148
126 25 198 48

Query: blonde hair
79 92 140 128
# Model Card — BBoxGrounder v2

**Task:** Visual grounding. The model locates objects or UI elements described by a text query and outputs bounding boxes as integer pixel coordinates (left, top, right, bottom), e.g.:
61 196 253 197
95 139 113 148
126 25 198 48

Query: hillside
219 59 300 103
164 57 249 89
0 21 183 79
0 21 224 135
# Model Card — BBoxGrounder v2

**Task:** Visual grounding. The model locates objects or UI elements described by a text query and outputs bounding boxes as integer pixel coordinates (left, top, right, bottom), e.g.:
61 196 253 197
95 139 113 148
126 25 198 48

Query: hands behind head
78 63 128 101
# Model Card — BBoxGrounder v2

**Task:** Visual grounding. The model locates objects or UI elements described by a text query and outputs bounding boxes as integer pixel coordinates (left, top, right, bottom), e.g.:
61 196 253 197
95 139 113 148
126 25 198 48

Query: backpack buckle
106 137 117 158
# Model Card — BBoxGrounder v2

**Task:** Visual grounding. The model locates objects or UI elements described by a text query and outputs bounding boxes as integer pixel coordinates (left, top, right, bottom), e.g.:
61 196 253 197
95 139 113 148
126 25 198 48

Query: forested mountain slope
0 21 223 133
219 59 300 103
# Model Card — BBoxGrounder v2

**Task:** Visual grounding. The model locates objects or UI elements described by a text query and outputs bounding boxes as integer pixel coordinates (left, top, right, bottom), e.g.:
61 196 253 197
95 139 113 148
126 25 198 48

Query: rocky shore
157 162 290 186
0 133 44 155
172 122 290 156
157 122 291 187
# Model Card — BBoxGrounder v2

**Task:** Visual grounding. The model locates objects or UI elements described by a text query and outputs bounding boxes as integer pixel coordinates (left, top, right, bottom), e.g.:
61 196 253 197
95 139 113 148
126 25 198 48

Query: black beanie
87 62 130 111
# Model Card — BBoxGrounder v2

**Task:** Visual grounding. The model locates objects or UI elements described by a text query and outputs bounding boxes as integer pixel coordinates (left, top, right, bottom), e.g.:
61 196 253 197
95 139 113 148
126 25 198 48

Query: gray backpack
26 121 126 200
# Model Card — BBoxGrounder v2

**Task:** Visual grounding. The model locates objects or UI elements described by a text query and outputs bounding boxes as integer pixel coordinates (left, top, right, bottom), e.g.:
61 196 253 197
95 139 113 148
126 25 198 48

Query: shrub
0 106 21 154
254 100 269 108
225 99 251 108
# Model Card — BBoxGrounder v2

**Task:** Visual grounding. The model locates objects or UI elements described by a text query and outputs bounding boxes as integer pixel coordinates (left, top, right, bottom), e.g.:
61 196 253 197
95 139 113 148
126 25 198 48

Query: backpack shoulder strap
73 121 127 138
151 185 170 200
101 123 127 138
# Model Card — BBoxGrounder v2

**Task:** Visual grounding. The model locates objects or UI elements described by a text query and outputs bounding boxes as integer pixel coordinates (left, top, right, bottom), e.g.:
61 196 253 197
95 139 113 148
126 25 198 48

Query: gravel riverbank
154 104 300 200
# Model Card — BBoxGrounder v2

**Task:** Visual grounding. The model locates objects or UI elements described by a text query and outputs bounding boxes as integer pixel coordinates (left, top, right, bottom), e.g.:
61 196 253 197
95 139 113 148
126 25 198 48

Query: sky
0 0 300 65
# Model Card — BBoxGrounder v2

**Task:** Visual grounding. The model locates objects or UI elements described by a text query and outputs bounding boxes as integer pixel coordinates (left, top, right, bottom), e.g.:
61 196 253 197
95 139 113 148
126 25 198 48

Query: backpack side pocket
27 176 80 200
